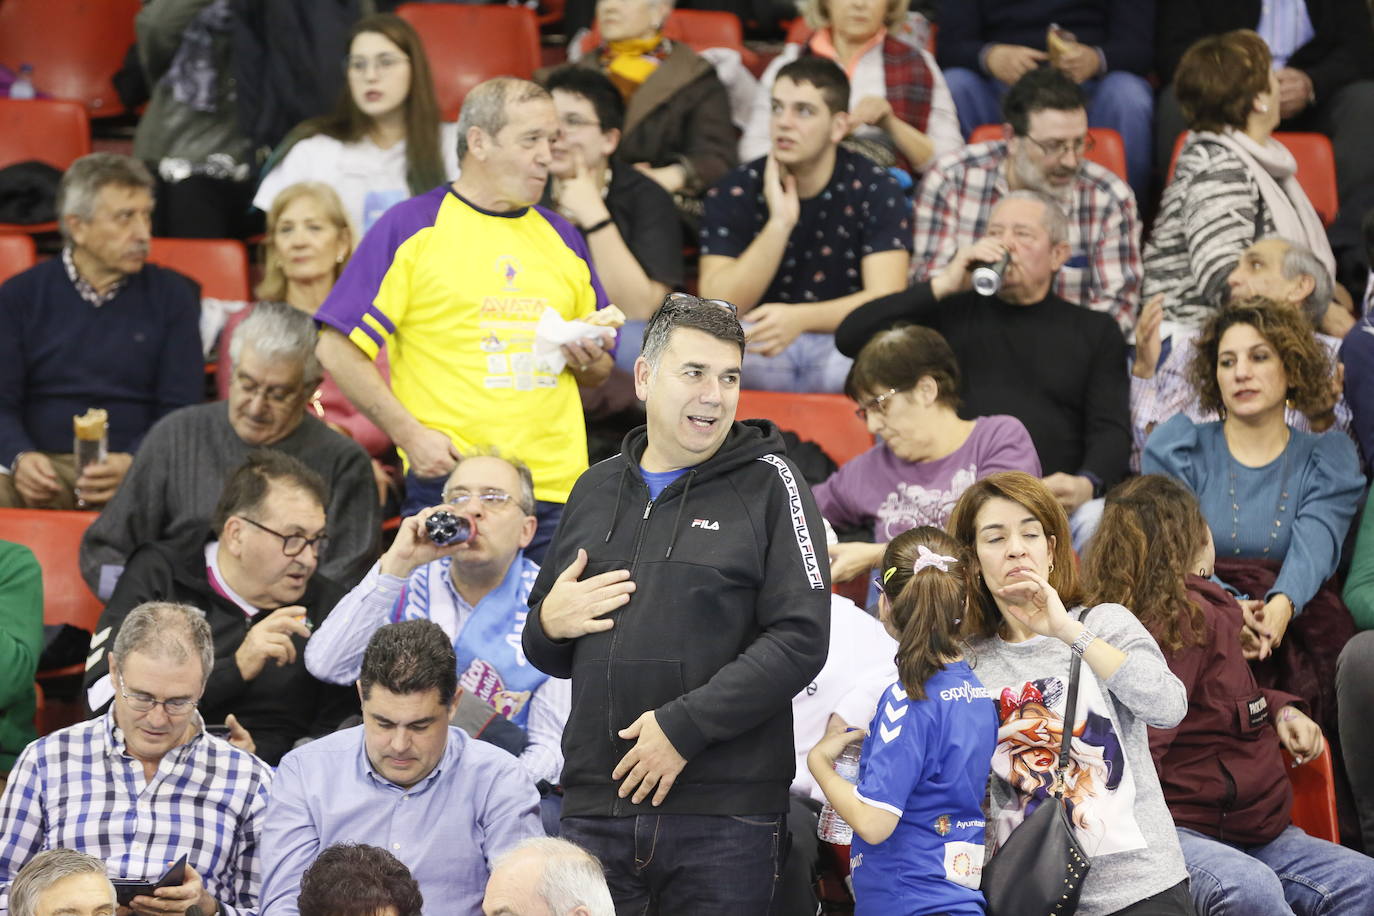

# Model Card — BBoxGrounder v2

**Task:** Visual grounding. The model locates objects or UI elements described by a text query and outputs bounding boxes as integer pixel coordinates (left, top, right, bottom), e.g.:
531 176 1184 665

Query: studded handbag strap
1051 634 1084 800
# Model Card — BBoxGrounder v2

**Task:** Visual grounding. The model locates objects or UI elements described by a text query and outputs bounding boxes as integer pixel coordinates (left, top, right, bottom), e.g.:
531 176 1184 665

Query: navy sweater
0 258 202 466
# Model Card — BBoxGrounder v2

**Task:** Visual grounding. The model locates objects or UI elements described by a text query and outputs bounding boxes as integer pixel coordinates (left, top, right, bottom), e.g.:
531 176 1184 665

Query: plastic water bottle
817 741 863 844
9 64 35 100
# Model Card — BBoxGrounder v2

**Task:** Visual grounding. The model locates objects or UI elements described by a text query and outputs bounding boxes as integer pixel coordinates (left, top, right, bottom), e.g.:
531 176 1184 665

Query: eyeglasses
441 488 522 511
559 114 601 132
239 516 329 558
116 671 198 716
853 387 907 422
1021 133 1095 160
345 53 410 76
232 372 304 407
664 291 738 314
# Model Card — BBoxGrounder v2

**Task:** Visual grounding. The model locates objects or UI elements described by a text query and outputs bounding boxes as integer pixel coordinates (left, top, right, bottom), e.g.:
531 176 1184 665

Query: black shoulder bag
981 651 1091 916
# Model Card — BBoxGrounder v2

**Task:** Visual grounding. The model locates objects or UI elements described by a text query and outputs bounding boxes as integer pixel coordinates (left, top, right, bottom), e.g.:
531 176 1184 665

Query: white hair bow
912 544 957 574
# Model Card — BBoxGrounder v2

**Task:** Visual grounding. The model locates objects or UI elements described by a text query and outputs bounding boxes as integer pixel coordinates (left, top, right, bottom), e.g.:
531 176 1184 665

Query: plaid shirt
1130 328 1353 471
911 140 1142 335
0 710 272 915
61 246 128 308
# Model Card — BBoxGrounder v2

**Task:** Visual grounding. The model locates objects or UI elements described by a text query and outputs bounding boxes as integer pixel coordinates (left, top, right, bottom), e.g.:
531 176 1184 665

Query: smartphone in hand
112 854 188 905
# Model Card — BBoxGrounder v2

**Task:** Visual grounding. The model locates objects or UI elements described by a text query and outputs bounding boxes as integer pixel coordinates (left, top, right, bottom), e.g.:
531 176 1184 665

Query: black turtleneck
836 281 1130 487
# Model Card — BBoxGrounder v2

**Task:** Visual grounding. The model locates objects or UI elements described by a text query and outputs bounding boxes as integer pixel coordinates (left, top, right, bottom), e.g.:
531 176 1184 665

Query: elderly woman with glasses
570 0 737 206
254 14 459 238
816 325 1039 587
1143 30 1338 333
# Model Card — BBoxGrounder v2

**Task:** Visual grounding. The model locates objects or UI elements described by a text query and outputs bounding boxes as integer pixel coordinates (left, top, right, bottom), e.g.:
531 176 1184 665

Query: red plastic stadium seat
0 234 37 285
396 3 541 121
147 238 252 302
0 98 92 235
579 10 759 70
1167 131 1338 227
0 509 103 682
1287 738 1339 843
969 124 1127 184
735 390 873 466
0 0 140 118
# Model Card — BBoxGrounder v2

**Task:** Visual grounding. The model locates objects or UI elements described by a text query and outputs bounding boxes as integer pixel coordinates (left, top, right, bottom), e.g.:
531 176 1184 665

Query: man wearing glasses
839 191 1131 548
910 66 1142 337
83 451 358 766
80 302 380 600
0 602 273 915
306 450 569 798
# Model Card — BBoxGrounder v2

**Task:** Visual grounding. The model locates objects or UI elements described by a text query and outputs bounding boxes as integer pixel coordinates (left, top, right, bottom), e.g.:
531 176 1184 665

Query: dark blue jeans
562 813 787 915
400 471 562 564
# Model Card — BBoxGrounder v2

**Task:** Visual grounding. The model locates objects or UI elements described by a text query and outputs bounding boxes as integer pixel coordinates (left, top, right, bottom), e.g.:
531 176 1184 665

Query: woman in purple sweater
816 325 1040 586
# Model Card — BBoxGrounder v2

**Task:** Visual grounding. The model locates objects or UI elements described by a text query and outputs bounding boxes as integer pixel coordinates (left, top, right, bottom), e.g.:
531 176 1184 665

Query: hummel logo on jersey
690 519 720 530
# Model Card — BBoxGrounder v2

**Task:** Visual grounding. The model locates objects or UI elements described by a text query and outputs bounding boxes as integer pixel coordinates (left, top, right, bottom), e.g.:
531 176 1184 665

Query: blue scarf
395 553 547 729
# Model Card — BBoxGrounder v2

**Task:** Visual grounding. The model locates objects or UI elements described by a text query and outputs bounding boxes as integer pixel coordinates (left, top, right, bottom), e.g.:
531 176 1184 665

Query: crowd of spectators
6 0 1374 914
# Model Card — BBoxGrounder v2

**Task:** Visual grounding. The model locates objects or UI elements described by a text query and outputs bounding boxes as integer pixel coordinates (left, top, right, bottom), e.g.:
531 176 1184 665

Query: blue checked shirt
0 710 273 915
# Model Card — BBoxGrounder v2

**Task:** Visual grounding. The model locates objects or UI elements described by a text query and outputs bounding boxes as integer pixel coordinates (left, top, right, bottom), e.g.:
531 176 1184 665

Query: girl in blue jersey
809 526 998 916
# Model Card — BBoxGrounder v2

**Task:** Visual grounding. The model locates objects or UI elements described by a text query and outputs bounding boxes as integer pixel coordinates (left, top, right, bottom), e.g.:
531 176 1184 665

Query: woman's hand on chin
995 568 1073 641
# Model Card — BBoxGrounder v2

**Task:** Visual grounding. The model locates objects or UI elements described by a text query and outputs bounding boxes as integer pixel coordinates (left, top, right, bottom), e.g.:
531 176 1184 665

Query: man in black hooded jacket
524 294 831 912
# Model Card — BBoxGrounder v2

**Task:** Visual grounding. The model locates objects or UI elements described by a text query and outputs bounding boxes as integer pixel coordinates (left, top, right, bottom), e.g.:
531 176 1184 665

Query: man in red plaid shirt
911 67 1141 337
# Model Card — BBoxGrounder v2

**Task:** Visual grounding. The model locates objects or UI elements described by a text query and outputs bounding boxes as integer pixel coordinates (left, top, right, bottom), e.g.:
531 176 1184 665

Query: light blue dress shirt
258 725 542 915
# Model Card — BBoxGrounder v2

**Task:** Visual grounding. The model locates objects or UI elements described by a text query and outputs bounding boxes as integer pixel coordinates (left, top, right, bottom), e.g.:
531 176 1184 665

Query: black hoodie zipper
607 485 655 815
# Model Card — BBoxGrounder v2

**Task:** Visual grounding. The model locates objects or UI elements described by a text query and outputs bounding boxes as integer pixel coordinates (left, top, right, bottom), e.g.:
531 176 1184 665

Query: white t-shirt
790 593 898 801
254 122 461 237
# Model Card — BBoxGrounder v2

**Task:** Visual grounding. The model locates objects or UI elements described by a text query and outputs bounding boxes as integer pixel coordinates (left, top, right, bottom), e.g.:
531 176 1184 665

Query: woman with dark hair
809 526 996 915
947 471 1193 916
254 14 459 237
1143 298 1362 731
1143 29 1336 331
1085 474 1374 914
815 325 1039 585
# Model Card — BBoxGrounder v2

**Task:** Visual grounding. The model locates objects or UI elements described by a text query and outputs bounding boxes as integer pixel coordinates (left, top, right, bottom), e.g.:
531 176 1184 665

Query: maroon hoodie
1147 575 1301 845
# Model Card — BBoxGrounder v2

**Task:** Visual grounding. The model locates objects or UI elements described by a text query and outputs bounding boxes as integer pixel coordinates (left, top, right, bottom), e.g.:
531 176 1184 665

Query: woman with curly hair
947 471 1192 915
1143 297 1362 732
1085 474 1374 914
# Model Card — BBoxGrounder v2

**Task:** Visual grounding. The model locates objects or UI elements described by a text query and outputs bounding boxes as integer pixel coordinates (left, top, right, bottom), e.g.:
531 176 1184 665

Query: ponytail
879 527 972 701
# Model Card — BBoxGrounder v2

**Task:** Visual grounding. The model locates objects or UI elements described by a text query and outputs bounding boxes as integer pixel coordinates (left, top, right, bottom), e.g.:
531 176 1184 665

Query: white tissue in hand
532 307 616 374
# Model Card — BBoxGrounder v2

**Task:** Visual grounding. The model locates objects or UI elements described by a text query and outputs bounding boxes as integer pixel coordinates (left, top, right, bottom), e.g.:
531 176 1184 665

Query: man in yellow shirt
317 78 616 561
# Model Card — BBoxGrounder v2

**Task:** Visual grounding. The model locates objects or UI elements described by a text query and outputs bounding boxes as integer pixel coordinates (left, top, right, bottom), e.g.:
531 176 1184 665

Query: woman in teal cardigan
1143 298 1369 850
